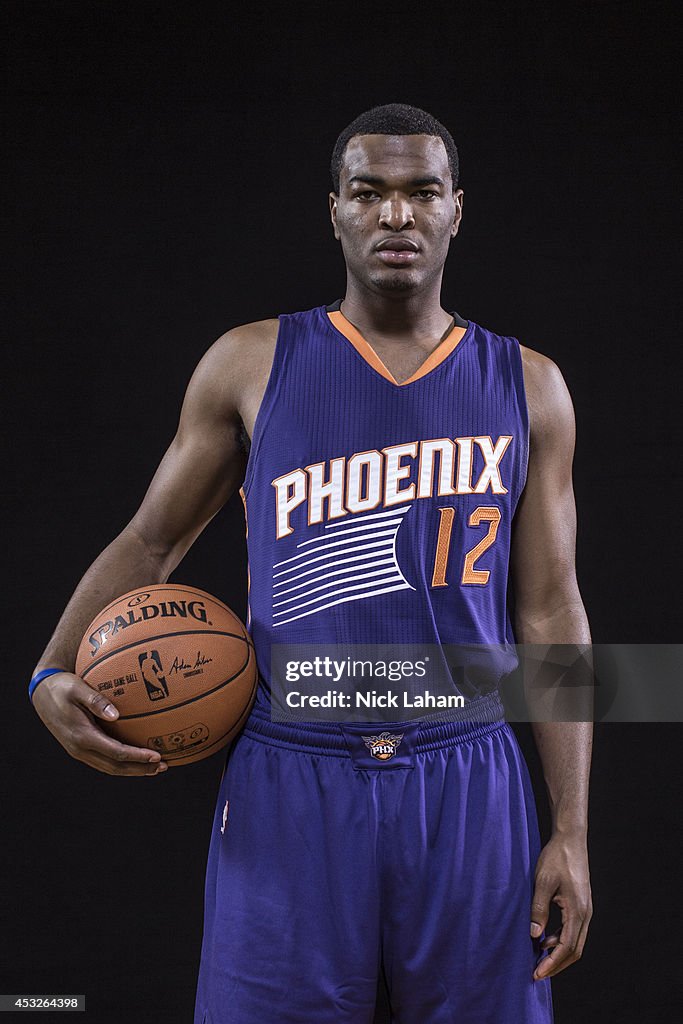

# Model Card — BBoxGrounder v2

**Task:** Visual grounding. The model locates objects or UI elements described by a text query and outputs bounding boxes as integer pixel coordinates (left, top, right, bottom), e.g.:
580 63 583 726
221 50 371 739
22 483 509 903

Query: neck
340 275 452 338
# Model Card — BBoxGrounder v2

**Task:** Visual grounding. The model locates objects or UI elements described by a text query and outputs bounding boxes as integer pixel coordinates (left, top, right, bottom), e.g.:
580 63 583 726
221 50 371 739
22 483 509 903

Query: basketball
75 584 257 766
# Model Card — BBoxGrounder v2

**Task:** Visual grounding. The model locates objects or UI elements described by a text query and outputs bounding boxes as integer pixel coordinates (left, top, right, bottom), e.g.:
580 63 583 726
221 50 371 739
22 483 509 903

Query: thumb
76 679 119 720
530 881 552 938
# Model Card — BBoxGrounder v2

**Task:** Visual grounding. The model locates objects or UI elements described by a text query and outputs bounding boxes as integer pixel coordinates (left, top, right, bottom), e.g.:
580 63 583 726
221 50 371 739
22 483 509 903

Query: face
329 134 463 294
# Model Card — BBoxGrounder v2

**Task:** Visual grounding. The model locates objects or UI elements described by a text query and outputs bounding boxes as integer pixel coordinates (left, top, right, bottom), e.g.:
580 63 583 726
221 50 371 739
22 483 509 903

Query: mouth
374 238 420 266
375 249 420 266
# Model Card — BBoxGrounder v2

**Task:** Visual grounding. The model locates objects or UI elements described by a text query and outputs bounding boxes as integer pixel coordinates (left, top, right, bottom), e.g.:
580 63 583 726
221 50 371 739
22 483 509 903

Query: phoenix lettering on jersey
272 435 512 539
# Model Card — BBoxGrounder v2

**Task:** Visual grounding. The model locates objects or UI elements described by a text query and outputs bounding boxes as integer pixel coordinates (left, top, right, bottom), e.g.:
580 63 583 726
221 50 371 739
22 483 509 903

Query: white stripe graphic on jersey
272 506 415 626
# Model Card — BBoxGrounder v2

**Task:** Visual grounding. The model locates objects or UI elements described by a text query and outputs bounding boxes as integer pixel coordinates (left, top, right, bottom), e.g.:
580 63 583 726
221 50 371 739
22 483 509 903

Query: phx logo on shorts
362 732 404 761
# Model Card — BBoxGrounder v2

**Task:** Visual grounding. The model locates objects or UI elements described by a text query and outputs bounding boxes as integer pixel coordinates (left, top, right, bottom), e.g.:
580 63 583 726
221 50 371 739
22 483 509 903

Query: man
31 103 592 1022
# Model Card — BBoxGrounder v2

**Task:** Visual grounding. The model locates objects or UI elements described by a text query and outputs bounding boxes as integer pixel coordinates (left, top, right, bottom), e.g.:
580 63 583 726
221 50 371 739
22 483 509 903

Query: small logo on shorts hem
362 732 404 761
220 799 230 834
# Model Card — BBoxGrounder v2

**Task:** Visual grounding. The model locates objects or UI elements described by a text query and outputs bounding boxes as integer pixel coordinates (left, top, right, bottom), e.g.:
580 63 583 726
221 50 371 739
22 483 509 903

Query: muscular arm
31 319 276 775
510 348 594 979
34 327 249 675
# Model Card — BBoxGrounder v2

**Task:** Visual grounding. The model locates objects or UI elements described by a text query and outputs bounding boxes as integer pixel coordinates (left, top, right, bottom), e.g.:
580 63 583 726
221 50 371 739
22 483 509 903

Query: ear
329 191 340 240
451 188 464 238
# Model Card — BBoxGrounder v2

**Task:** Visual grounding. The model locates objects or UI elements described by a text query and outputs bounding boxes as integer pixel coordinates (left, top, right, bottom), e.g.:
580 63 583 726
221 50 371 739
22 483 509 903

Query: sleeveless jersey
239 301 529 714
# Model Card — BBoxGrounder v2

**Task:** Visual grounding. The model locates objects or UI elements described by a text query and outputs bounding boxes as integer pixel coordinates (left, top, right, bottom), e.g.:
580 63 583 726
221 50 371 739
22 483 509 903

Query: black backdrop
3 2 681 1022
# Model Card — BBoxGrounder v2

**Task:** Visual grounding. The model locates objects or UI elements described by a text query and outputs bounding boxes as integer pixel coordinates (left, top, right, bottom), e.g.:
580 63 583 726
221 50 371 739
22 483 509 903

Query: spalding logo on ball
75 585 257 766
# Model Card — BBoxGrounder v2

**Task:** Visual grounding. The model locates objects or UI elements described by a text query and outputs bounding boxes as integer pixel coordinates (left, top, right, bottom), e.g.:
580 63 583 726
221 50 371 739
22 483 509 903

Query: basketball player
31 104 593 1022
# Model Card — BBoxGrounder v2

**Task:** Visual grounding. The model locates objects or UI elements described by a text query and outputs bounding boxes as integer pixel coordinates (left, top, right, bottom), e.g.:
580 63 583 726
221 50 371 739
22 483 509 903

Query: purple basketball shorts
194 692 553 1023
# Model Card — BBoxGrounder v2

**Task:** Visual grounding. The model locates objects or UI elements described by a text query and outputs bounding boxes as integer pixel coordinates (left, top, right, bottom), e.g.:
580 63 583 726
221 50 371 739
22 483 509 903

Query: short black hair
330 103 459 195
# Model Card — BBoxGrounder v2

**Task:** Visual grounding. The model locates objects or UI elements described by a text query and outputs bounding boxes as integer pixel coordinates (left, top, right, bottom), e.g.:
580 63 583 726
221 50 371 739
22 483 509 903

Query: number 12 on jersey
431 506 502 587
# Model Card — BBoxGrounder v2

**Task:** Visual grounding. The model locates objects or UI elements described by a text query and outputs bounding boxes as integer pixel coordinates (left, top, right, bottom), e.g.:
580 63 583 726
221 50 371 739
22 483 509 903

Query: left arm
510 347 594 981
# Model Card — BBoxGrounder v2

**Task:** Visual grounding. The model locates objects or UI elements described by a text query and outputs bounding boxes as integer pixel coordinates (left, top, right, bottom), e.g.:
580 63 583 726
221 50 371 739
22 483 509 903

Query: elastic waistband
241 690 508 756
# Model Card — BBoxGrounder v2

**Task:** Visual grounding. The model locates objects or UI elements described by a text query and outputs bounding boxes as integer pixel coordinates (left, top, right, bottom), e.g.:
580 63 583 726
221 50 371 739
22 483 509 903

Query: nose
378 194 415 231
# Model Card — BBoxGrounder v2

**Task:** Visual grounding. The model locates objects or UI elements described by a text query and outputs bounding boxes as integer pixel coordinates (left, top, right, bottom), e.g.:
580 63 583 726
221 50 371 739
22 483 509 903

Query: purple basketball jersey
239 301 529 711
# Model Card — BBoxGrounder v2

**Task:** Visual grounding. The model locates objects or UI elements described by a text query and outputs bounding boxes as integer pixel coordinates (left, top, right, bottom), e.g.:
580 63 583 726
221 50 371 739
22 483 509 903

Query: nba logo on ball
139 651 169 701
362 732 404 761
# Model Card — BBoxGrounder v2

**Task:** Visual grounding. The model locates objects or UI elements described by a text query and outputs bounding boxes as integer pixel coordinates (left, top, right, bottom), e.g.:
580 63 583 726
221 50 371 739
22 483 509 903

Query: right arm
31 320 274 776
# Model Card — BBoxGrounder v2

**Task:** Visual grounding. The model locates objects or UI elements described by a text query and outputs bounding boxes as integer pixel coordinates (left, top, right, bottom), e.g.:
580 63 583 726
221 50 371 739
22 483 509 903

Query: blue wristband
29 667 67 702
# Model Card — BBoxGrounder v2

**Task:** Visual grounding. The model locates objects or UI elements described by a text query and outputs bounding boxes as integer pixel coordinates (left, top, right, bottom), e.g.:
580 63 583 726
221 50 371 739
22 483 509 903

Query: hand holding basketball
31 671 168 776
32 584 257 773
73 585 257 767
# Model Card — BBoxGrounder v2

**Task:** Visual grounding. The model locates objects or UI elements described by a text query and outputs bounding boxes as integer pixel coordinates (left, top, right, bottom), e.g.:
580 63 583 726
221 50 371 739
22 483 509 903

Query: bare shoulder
186 318 280 424
519 343 575 447
205 318 280 375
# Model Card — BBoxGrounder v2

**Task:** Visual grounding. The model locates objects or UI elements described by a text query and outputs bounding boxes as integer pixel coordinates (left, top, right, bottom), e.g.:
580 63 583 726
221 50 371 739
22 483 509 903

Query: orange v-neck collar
327 308 468 387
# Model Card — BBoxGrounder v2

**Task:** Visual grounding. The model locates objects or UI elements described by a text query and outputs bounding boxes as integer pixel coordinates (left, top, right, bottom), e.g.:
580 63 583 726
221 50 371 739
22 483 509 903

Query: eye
414 190 438 199
353 191 378 201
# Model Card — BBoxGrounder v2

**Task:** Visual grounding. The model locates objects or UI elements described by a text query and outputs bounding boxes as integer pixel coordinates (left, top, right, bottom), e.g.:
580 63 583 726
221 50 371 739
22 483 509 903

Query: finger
572 905 593 960
540 931 562 950
536 900 593 975
76 726 165 766
73 680 121 722
97 759 168 777
533 916 582 979
530 883 554 939
71 701 163 764
82 749 169 777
